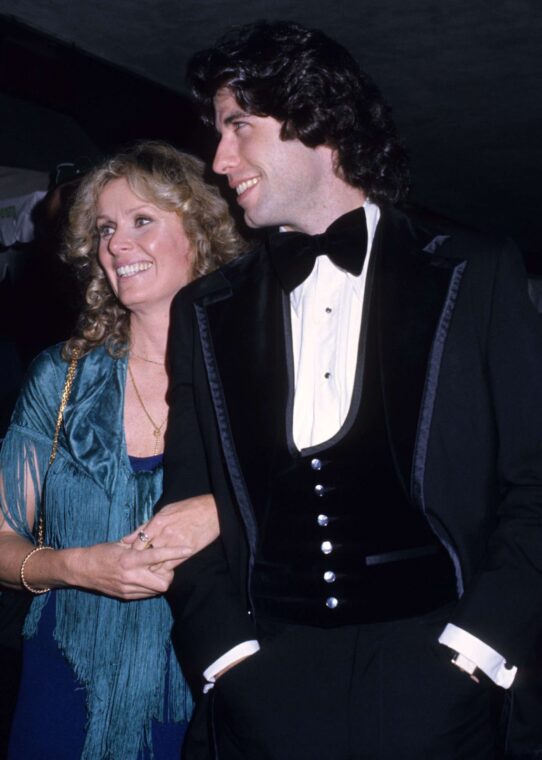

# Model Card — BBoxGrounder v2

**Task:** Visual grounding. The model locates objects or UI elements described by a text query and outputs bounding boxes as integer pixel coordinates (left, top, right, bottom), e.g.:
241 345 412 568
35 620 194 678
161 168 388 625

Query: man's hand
125 494 220 564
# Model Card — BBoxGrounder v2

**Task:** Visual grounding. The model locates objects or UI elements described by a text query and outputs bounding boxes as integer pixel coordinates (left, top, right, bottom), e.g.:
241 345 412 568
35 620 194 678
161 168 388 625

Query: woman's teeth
117 262 153 278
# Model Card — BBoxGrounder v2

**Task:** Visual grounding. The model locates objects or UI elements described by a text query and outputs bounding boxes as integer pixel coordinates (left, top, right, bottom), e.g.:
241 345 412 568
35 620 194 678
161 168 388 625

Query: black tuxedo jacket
160 206 542 713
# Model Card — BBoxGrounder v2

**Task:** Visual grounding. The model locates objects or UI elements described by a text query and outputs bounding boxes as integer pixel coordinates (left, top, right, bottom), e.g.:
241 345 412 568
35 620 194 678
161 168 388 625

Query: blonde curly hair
62 141 245 358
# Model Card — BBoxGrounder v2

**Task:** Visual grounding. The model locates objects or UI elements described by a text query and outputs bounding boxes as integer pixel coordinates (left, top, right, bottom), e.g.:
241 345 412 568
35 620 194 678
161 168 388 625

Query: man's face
213 88 334 233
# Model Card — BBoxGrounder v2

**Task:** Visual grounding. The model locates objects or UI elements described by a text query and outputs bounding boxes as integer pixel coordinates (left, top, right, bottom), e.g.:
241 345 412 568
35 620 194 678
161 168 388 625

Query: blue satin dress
7 455 187 760
1 347 193 759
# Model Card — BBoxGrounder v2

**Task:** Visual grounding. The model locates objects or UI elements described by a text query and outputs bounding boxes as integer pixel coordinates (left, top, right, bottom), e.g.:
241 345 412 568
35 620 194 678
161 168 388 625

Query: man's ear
329 146 345 180
315 143 345 182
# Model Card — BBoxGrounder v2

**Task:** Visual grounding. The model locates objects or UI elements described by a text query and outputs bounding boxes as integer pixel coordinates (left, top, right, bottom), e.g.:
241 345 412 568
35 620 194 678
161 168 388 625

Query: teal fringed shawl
0 344 192 759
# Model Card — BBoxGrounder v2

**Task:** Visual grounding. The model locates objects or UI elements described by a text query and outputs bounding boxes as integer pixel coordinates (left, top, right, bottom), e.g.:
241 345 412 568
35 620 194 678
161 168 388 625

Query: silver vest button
321 540 333 555
323 571 336 583
310 458 322 471
314 484 325 497
326 596 339 609
317 514 329 527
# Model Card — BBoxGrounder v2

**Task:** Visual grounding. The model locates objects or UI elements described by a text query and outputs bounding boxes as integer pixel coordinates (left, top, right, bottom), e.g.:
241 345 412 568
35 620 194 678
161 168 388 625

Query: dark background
0 1 540 260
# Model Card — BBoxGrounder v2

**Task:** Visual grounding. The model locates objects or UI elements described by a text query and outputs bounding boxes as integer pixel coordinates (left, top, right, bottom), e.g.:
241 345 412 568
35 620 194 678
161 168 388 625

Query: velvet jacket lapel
191 207 467 540
376 207 467 510
191 248 289 551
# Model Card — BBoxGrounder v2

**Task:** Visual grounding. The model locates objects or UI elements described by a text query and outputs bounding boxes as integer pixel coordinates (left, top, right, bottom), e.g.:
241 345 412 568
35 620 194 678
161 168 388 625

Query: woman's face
96 177 193 315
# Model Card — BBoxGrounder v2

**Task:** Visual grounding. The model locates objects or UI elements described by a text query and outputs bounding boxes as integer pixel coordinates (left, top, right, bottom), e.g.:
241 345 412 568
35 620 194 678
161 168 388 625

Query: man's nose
212 135 238 175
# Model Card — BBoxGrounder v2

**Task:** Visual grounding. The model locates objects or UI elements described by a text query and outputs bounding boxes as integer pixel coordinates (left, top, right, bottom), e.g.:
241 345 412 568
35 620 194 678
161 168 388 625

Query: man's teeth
117 262 153 278
236 177 260 195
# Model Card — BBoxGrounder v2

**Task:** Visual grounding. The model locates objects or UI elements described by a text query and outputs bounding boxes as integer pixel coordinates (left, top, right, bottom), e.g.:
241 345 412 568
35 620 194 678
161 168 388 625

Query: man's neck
282 184 367 235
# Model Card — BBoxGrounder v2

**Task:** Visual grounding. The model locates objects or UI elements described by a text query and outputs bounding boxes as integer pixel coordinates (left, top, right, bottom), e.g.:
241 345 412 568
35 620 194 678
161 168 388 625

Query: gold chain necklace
127 362 167 455
130 351 165 366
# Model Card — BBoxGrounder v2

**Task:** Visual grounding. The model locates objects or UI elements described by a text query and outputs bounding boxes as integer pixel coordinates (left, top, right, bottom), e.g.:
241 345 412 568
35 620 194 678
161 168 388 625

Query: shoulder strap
37 346 81 547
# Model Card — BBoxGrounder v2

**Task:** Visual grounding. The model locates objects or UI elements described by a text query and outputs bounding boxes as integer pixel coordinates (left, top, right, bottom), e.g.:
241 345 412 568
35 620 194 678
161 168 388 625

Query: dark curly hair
188 21 410 204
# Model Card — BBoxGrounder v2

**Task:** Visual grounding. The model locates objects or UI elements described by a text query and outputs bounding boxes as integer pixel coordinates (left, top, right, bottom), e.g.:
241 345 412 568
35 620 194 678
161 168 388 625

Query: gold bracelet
20 546 54 594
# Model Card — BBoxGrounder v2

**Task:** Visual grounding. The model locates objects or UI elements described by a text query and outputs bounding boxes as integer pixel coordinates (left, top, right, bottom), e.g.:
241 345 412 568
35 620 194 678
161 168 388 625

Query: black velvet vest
251 273 458 627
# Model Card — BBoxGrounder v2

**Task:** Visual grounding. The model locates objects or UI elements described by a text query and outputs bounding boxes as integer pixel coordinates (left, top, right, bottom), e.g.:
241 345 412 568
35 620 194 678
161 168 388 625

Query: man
160 21 542 759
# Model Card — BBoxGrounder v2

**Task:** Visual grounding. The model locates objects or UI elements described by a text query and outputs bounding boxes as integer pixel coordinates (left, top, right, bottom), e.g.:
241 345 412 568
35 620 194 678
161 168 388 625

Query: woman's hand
126 493 220 562
0 525 189 599
67 540 191 600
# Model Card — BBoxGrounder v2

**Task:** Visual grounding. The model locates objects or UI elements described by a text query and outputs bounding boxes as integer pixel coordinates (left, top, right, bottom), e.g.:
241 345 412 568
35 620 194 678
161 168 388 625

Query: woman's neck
129 312 168 365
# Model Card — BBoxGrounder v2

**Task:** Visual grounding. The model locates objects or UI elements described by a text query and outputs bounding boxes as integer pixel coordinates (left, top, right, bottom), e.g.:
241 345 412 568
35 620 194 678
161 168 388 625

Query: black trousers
185 605 500 760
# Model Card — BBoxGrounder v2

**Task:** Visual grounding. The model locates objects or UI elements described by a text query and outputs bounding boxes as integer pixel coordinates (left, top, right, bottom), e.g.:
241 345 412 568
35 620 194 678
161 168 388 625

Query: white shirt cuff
438 623 517 688
202 640 260 693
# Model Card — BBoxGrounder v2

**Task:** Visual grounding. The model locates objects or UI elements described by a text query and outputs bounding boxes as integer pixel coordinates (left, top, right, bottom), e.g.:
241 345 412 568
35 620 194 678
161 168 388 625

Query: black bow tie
268 207 368 293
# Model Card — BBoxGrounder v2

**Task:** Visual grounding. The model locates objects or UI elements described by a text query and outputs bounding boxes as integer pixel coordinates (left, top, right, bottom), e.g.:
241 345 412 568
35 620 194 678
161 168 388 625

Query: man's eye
135 216 152 227
97 224 114 238
232 121 247 131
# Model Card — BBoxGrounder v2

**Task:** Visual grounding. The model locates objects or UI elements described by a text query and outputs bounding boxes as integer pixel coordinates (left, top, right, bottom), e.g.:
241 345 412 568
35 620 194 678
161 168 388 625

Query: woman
0 141 243 759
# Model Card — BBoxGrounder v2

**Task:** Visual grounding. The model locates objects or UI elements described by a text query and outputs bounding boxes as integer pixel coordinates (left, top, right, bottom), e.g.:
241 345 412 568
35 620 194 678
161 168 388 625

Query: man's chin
242 205 280 230
243 209 263 229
